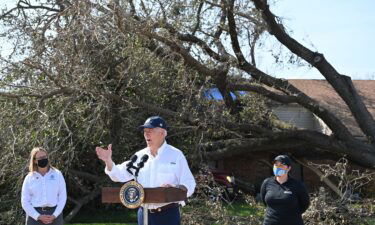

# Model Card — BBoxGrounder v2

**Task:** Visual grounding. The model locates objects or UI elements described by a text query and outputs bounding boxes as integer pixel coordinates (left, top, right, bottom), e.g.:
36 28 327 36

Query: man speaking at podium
96 116 196 225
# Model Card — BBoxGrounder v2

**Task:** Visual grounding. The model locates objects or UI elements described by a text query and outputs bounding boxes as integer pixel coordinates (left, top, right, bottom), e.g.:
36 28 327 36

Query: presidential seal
119 180 145 209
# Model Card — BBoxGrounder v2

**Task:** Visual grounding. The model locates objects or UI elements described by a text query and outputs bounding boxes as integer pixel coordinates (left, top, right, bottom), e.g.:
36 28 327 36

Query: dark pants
137 206 180 225
26 207 63 225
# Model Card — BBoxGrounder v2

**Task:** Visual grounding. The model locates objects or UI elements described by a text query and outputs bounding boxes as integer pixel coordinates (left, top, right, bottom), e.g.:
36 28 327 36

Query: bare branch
68 169 103 183
205 0 263 27
17 1 62 13
226 0 248 66
64 188 101 223
191 1 204 36
294 157 343 198
228 83 297 104
153 22 228 63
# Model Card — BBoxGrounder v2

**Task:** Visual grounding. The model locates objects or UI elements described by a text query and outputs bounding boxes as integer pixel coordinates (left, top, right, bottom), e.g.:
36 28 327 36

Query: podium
102 186 187 225
102 186 187 204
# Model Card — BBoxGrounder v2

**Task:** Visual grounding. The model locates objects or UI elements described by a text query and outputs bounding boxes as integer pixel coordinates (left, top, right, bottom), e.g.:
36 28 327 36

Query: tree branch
226 0 248 66
228 83 297 104
200 129 375 167
152 21 229 63
252 0 375 142
205 0 263 27
201 137 306 160
294 157 343 198
17 1 62 13
212 4 231 58
68 169 103 183
64 188 101 223
0 88 75 100
191 1 204 37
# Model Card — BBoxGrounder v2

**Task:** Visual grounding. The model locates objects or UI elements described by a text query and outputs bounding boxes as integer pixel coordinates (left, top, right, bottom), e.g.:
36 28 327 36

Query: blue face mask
273 166 287 177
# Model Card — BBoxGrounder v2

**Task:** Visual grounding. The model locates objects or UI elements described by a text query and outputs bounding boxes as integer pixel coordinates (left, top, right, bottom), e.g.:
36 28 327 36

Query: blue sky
1 0 374 79
263 0 375 79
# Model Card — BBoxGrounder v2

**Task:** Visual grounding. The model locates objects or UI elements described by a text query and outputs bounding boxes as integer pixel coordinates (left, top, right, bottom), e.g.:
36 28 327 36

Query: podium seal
119 181 145 209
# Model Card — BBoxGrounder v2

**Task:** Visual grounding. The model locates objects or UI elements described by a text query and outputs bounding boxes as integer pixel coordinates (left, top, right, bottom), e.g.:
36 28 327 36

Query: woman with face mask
21 147 67 225
260 155 310 225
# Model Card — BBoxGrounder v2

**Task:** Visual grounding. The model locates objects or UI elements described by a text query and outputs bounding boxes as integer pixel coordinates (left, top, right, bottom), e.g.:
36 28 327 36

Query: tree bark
200 130 375 168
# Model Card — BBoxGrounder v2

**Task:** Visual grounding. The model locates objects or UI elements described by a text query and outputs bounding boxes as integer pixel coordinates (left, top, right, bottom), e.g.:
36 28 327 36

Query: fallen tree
1 0 375 224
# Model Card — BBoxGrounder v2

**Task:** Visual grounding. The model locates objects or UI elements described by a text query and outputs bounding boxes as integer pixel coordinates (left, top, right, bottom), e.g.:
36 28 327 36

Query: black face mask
37 158 49 168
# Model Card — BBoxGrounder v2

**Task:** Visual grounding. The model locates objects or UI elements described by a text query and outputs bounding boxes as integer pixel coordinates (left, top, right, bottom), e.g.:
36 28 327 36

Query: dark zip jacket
260 177 310 225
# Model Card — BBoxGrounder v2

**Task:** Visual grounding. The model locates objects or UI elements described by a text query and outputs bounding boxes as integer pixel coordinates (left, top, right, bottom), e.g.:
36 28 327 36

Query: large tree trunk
251 0 375 143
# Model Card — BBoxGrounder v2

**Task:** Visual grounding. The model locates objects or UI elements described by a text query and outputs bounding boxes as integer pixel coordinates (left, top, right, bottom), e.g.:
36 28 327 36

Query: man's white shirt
105 141 196 209
21 168 67 220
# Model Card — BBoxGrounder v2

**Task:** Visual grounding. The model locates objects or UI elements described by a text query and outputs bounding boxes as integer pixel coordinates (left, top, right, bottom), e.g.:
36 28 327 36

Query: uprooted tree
1 0 374 224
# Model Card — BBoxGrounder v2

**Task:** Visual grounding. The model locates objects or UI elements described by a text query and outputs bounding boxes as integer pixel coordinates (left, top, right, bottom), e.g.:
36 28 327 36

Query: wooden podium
102 186 187 225
102 186 187 204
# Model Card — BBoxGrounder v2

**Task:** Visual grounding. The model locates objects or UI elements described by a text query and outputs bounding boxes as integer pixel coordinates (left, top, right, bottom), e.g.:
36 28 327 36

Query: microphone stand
131 158 149 225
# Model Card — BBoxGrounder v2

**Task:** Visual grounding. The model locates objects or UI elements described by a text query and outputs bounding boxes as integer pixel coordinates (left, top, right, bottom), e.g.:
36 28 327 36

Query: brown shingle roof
288 79 375 136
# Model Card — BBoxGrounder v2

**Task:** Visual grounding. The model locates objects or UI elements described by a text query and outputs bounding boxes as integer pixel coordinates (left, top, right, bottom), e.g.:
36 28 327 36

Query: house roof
288 79 375 137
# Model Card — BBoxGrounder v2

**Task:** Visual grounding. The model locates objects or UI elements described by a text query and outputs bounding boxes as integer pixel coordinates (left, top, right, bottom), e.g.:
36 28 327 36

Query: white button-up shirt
105 141 196 209
21 168 67 220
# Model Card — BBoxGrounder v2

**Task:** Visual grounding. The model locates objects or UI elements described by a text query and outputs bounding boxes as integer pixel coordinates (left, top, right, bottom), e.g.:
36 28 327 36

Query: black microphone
137 154 149 168
126 154 138 175
135 154 149 177
126 154 138 167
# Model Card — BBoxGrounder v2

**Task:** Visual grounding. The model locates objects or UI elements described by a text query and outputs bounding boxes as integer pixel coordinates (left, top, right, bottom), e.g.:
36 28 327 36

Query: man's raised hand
96 144 112 162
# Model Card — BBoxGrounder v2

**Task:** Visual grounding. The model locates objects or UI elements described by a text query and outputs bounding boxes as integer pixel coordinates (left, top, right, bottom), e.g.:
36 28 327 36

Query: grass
67 202 261 225
69 224 136 225
224 202 264 218
351 202 375 225
67 202 374 225
360 218 375 225
67 208 137 225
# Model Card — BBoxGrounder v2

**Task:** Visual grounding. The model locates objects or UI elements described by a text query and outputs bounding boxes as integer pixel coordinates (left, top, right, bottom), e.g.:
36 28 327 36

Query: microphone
135 154 149 177
126 154 138 167
126 154 138 175
137 154 149 168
